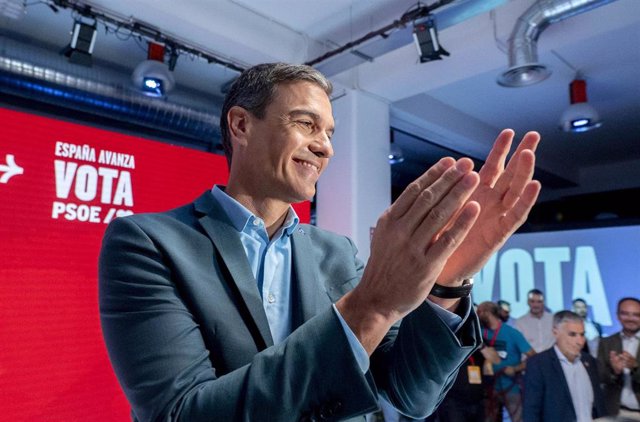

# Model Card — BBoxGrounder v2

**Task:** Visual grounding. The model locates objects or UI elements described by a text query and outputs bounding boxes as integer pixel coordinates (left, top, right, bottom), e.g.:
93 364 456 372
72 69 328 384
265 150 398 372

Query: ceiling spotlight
389 143 404 165
61 20 97 67
560 79 602 133
412 15 449 63
132 42 175 97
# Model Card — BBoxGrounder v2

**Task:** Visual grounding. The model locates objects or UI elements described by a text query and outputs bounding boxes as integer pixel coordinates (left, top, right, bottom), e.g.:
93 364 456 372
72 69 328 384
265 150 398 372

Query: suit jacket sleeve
99 216 379 422
370 299 480 419
522 354 544 422
353 234 481 418
597 336 622 386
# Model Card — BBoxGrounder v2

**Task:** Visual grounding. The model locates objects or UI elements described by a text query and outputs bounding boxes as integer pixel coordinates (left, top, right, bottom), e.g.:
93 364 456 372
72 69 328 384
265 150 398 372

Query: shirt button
253 219 261 226
267 293 276 303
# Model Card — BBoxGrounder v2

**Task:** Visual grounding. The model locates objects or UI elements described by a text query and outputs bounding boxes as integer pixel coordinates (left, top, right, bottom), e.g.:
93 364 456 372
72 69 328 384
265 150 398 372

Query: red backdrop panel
0 107 309 421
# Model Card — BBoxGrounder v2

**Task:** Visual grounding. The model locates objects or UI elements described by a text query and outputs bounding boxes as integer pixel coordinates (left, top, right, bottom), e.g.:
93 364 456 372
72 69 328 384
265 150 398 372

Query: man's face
528 293 545 316
498 304 510 322
554 320 585 362
233 81 334 204
618 300 640 334
572 301 587 318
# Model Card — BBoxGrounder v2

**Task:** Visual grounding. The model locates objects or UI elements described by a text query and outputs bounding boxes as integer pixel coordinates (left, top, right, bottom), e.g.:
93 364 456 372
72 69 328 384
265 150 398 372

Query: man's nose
310 135 334 159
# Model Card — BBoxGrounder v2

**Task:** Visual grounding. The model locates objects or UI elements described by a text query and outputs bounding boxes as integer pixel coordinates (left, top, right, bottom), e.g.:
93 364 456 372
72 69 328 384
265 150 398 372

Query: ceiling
1 0 639 227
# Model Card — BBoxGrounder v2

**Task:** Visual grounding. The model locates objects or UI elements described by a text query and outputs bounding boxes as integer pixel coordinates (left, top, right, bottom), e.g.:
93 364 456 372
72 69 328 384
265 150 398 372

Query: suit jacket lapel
291 226 330 330
550 350 575 404
193 192 274 349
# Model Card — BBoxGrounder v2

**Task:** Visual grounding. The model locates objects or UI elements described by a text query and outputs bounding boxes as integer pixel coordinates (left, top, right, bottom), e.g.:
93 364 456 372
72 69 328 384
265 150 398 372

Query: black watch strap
430 279 474 299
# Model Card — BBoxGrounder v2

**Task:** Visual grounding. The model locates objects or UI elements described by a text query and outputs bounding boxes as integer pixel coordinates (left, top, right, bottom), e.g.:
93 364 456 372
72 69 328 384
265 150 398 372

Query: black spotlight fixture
61 20 97 67
412 15 449 63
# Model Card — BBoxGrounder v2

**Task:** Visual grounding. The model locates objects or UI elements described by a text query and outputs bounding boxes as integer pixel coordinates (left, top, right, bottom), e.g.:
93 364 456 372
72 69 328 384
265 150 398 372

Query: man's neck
530 311 544 319
224 185 290 239
555 345 579 363
622 329 639 338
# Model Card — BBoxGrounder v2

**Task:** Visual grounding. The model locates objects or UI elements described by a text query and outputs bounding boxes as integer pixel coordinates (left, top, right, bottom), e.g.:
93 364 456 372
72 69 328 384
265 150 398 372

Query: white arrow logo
0 154 24 183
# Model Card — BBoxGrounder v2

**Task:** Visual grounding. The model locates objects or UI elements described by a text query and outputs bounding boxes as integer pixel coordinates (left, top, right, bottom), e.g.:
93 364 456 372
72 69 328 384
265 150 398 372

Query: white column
316 89 391 263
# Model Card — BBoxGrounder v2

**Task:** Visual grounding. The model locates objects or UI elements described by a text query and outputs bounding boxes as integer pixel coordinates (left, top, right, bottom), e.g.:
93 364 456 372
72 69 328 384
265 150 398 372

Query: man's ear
227 106 251 147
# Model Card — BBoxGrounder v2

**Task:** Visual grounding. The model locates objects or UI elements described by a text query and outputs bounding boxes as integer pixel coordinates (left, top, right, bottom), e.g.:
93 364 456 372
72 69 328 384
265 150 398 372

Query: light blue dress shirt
211 186 466 373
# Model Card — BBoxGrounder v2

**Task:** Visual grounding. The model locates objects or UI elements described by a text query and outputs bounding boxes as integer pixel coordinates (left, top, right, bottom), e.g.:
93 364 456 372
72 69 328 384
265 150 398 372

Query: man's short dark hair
553 310 583 328
497 299 510 307
528 288 544 298
479 301 501 318
219 63 333 166
617 297 640 312
572 298 586 305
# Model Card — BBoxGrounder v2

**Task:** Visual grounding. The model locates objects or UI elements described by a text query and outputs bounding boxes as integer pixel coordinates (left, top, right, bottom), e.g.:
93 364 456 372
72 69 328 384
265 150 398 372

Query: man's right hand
336 157 481 354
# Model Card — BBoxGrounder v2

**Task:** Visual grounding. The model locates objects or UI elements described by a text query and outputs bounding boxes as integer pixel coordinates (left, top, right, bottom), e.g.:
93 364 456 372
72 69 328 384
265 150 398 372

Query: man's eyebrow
288 109 318 119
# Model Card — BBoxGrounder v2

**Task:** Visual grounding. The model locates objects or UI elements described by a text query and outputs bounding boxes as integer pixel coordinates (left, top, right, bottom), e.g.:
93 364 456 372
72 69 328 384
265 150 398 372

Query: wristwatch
430 278 474 298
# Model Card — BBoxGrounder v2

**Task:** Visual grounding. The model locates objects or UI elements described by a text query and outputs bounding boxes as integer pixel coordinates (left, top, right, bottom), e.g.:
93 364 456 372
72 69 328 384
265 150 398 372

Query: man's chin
285 190 315 204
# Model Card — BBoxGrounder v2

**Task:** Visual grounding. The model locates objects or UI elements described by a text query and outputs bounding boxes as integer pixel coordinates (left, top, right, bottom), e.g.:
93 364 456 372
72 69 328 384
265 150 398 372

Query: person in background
572 297 603 357
497 299 515 326
597 297 640 420
478 301 535 422
523 310 606 422
515 289 554 353
425 347 487 422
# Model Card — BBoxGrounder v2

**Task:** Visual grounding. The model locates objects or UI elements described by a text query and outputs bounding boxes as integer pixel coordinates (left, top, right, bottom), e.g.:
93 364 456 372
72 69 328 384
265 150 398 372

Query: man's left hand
436 129 541 285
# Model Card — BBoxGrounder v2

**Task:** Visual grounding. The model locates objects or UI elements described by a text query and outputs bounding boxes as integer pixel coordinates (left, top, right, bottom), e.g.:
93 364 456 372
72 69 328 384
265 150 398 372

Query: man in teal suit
99 63 541 422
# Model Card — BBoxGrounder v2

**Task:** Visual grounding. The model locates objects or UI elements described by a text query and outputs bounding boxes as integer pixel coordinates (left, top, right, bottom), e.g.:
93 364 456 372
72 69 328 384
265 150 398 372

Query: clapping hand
436 129 541 286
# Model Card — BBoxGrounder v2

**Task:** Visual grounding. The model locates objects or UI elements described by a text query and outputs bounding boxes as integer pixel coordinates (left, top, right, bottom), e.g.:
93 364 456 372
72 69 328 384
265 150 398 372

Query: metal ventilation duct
0 54 221 144
498 0 617 87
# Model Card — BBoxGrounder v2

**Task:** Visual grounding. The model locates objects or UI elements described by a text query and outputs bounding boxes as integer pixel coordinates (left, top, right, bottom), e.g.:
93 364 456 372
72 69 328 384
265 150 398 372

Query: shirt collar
621 331 640 341
554 344 580 364
211 185 299 237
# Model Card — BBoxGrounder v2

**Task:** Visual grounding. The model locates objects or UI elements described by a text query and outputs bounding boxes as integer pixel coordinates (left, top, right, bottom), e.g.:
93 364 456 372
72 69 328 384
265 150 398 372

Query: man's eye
294 120 315 134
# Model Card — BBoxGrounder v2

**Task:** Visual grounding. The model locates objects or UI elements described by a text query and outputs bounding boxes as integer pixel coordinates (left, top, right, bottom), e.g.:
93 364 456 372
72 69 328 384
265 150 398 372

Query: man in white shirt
523 311 605 422
598 297 640 420
515 289 554 353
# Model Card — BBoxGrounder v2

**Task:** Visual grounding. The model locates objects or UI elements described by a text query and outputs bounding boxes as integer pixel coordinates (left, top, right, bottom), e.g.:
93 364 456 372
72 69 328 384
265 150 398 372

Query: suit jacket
98 191 481 422
523 347 606 422
597 332 640 415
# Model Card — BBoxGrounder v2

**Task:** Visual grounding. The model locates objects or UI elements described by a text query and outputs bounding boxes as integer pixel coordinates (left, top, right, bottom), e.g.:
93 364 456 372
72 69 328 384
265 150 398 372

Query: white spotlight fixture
132 42 175 97
389 143 404 165
559 79 602 133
